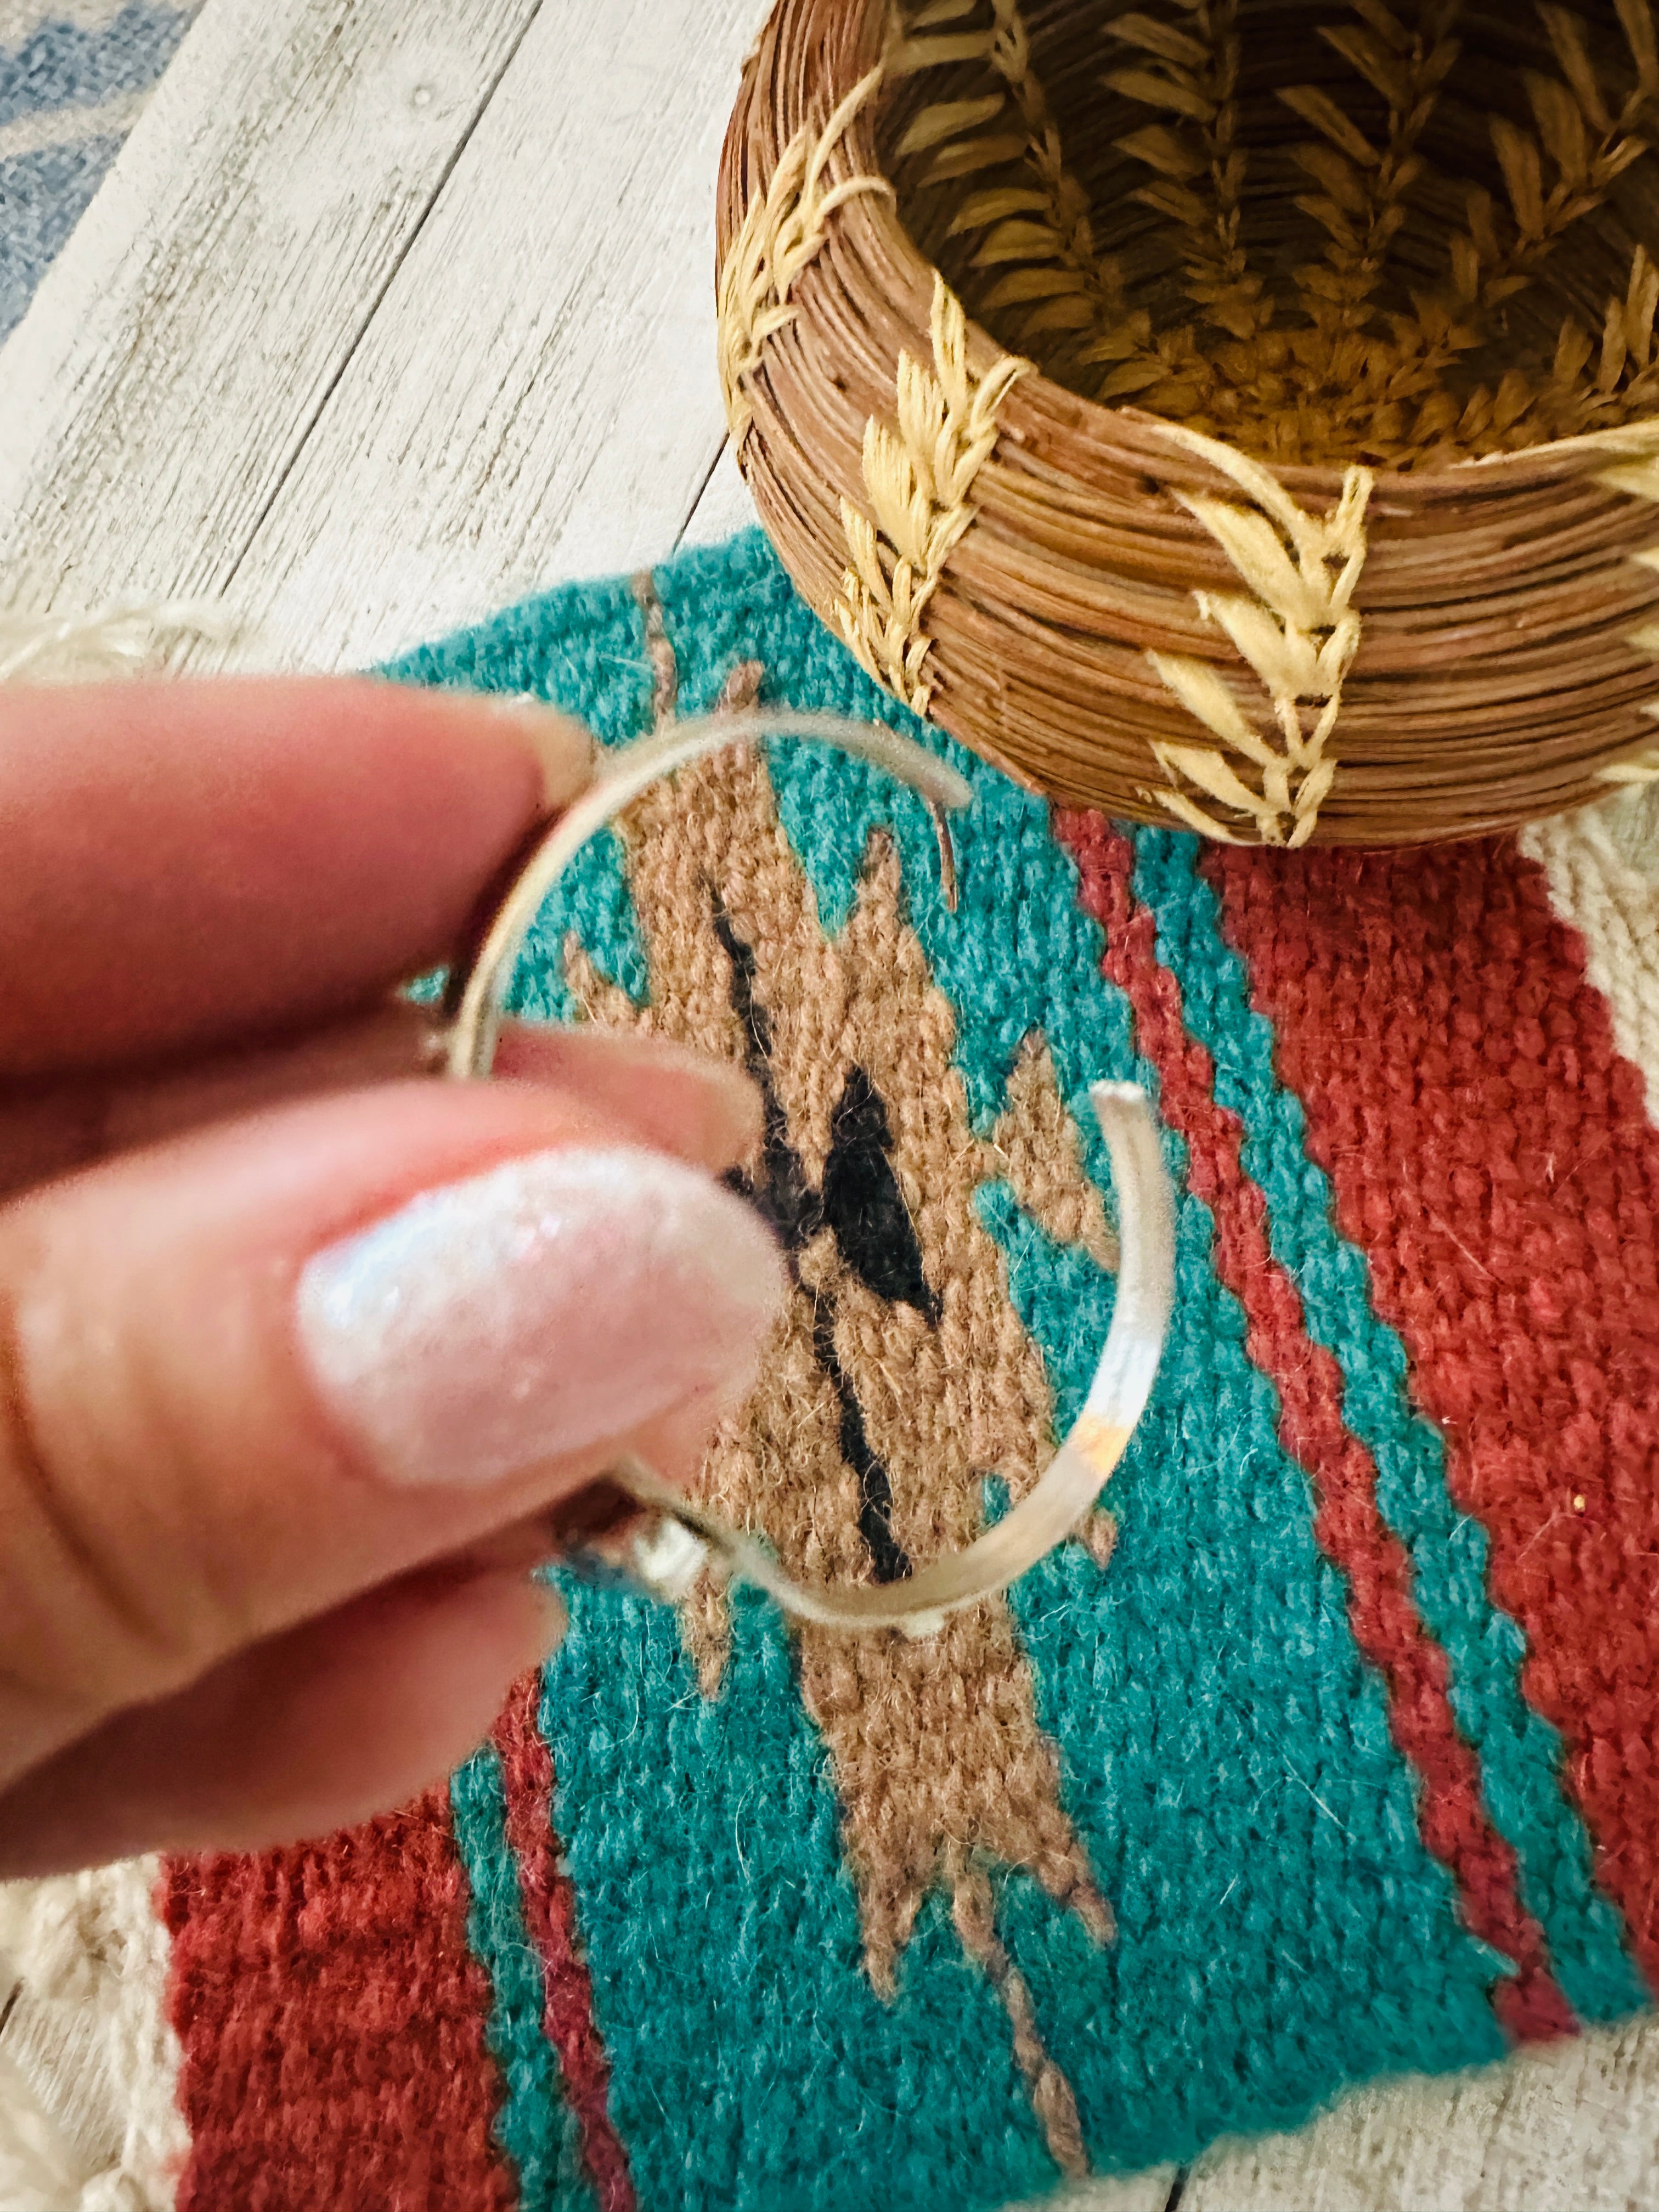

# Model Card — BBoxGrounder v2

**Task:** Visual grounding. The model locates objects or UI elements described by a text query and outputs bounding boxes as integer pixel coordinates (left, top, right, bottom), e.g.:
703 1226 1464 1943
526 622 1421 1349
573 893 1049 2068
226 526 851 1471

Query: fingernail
296 1147 785 1488
483 695 594 810
490 1029 763 1167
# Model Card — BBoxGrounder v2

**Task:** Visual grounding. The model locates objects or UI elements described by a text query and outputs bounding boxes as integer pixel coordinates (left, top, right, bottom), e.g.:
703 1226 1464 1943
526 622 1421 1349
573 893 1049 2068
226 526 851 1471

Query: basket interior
881 0 1659 468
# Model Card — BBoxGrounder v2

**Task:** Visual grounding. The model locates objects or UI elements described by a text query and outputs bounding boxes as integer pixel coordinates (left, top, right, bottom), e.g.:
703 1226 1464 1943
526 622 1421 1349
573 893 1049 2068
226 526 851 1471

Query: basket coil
716 0 1659 847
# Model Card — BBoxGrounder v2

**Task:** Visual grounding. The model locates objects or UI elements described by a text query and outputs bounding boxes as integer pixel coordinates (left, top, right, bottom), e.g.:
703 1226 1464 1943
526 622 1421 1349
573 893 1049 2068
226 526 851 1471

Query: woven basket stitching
834 270 1031 714
721 2 1659 837
893 0 1152 393
1143 427 1374 847
1598 447 1659 783
896 0 1659 466
716 64 893 453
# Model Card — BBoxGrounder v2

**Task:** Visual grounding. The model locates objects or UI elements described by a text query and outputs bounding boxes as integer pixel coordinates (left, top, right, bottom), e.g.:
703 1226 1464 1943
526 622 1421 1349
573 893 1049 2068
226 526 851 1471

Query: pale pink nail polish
482 695 593 810
296 1147 785 1487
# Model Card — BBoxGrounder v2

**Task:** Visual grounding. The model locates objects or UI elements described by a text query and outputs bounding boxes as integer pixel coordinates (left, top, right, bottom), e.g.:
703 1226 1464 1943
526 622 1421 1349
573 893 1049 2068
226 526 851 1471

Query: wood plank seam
212 0 549 606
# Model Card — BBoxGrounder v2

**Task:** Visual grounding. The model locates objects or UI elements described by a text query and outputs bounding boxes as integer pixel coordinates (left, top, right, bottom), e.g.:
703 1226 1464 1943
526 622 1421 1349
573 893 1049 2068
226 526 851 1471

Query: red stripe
494 1674 636 2212
1206 835 1659 1995
1057 810 1575 2042
164 1792 517 2212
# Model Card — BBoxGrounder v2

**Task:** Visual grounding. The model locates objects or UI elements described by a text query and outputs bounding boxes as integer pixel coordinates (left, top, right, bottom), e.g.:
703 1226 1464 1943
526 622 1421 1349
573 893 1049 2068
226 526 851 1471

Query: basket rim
715 0 1659 845
737 0 1659 504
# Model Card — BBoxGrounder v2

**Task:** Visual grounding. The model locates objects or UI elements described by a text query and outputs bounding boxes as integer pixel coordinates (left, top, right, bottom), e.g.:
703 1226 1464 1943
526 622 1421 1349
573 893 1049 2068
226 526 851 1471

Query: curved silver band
438 707 1174 1633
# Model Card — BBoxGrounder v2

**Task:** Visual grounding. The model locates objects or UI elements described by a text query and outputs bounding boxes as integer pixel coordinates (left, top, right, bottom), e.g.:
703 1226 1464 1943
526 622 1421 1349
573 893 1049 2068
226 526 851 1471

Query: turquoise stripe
667 540 1505 2155
1126 825 1646 2025
978 1144 1508 2155
450 1744 596 2212
407 534 1532 2198
538 1582 1059 2212
413 559 1060 2212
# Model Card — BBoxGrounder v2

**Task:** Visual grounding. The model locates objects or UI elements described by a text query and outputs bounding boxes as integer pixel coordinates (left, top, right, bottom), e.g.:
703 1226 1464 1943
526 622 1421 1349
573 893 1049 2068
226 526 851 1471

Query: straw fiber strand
718 0 1659 843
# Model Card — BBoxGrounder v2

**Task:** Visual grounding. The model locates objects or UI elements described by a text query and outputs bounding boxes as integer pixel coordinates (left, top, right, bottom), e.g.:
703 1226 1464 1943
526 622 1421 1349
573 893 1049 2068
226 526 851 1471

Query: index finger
0 676 590 1077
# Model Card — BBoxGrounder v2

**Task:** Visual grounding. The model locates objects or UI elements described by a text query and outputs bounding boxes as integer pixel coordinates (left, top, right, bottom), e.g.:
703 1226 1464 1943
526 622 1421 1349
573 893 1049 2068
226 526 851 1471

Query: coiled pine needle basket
716 0 1659 846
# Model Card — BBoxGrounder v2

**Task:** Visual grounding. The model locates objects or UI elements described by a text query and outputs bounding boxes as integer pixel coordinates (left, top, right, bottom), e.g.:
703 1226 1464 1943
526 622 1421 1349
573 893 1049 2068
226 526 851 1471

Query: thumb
0 1074 783 1872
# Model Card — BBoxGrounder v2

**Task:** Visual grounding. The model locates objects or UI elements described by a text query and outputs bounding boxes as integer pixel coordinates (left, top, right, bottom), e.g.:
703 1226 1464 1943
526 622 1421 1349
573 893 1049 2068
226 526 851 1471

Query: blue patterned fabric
0 2 198 341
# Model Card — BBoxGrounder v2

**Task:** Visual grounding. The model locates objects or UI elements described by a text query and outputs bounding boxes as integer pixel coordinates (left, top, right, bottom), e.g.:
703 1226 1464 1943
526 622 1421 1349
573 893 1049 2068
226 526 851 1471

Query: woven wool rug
10 528 1659 2211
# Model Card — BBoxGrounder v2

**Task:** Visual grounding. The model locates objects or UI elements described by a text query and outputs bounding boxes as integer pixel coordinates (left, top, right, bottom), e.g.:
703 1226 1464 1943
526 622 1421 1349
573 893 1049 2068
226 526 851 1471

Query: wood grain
1030 2167 1180 2212
194 0 763 671
0 0 543 621
1176 2014 1659 2211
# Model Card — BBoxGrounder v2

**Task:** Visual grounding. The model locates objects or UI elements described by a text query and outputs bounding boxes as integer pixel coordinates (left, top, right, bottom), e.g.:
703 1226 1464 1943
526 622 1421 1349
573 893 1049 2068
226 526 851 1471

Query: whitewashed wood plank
211 0 759 673
679 435 760 551
1026 2167 1179 2212
1180 2013 1659 2211
0 0 541 613
0 2048 91 2212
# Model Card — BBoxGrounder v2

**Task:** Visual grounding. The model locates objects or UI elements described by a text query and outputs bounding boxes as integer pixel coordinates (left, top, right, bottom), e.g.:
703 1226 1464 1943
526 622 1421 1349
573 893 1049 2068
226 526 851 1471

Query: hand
0 677 783 1877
